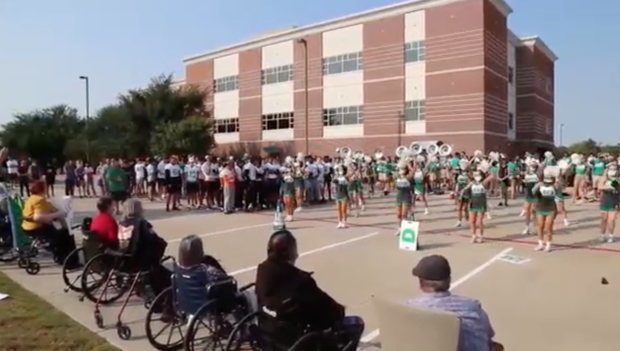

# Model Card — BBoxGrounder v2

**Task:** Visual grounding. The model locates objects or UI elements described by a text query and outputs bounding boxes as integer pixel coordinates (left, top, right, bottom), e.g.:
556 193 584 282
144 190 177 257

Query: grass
0 272 121 351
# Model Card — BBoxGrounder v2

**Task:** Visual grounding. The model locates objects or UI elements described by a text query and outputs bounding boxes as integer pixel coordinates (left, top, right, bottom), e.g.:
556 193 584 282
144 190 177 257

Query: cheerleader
346 162 365 216
280 167 296 221
412 162 429 215
507 156 521 200
520 163 540 234
463 170 488 243
554 169 570 227
454 170 470 227
597 164 619 243
293 160 305 212
333 166 350 228
394 164 414 235
532 176 559 252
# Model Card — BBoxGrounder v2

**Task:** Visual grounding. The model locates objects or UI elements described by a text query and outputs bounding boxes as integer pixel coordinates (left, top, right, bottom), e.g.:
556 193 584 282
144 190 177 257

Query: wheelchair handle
239 282 255 292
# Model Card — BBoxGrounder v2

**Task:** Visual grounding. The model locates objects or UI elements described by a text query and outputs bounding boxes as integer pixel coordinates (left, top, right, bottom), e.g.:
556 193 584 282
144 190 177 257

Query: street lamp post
79 76 90 161
559 123 564 146
296 38 309 155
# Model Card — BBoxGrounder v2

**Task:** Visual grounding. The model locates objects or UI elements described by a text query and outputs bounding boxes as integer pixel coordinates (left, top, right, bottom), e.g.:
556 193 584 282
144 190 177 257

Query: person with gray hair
174 234 228 318
117 198 171 299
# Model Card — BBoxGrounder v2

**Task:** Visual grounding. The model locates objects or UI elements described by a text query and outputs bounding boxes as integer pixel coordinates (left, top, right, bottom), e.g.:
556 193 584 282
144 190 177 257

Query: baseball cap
412 255 451 281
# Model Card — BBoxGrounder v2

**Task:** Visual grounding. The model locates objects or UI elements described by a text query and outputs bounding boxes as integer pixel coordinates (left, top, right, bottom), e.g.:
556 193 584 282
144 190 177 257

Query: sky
1 0 618 145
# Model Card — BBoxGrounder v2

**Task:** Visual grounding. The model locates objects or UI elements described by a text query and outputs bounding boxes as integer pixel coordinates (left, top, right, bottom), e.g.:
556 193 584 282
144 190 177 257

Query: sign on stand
399 220 420 251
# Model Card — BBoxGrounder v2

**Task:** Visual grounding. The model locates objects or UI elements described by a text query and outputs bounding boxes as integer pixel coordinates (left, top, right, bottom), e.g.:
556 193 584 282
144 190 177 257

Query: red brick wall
515 44 555 145
293 34 323 144
185 60 214 108
362 15 405 137
238 49 262 142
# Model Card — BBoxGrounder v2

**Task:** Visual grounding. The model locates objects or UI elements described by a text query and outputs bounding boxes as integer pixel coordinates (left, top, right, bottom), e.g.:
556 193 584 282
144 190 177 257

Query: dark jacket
118 217 167 270
255 258 344 337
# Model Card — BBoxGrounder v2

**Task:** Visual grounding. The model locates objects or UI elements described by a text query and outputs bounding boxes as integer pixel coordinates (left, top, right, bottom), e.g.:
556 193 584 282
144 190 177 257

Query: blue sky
1 0 617 145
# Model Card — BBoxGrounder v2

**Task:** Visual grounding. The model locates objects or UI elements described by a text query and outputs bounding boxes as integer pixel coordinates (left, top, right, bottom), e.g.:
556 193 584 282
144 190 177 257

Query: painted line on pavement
229 231 381 276
168 223 272 243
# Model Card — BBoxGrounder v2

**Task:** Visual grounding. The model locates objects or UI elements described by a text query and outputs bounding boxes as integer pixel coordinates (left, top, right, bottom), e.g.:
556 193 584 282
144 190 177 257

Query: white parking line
359 247 513 344
229 231 381 276
167 223 272 243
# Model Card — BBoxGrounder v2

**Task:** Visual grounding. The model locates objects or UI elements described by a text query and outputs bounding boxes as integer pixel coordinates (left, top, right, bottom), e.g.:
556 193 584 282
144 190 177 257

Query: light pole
79 76 90 161
559 123 564 146
296 38 309 155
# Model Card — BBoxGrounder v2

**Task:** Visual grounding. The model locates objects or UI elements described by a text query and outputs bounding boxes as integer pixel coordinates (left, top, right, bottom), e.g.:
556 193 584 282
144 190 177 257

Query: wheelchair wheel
289 331 330 351
225 311 262 351
145 286 187 351
62 247 84 293
80 254 128 304
17 257 28 268
25 261 40 275
184 300 231 351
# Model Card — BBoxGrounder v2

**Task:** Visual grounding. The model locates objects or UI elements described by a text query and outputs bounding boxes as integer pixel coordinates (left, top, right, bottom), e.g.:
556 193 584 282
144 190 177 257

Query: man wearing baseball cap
409 255 502 351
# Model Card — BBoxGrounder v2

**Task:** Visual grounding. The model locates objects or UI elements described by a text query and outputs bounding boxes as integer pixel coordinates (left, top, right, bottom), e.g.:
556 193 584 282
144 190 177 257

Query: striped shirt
408 292 494 351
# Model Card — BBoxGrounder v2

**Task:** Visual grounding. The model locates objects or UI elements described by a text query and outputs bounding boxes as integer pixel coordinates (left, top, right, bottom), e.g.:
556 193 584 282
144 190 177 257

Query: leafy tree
150 116 213 156
0 74 214 162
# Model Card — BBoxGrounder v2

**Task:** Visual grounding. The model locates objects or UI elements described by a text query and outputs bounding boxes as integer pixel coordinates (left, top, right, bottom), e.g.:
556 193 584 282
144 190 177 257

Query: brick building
182 0 557 156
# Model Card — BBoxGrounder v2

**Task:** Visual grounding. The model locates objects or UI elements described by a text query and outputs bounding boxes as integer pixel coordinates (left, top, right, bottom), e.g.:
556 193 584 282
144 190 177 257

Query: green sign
399 221 419 251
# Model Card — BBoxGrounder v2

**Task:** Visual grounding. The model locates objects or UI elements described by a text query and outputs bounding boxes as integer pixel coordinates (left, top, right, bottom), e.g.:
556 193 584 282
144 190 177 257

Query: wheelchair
225 309 357 351
144 273 256 351
79 232 171 340
62 217 108 296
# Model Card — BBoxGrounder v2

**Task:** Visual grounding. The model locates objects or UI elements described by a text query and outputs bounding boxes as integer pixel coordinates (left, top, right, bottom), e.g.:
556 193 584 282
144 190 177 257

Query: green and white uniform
599 178 619 212
523 172 539 203
592 159 606 179
574 163 587 176
535 184 557 216
467 182 487 213
455 173 470 203
413 170 425 195
333 176 349 202
395 175 413 207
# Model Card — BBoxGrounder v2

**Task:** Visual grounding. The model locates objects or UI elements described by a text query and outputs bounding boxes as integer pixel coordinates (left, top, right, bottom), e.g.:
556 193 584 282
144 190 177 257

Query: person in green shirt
597 164 619 243
590 155 606 199
462 170 489 243
532 176 559 252
105 159 128 214
571 155 588 203
506 157 520 200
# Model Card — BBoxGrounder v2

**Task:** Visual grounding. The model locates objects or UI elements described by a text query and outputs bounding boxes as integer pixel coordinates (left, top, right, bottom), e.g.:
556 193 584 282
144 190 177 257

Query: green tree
150 116 214 156
566 138 600 155
0 105 83 163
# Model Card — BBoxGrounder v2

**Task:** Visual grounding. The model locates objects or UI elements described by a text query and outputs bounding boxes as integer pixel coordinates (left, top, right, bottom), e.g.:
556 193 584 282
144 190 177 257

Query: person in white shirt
146 159 157 201
322 157 334 201
134 159 146 196
184 160 201 208
164 156 183 211
201 156 219 209
6 158 18 185
316 157 325 202
243 159 258 210
157 158 167 199
305 159 319 203
234 161 245 210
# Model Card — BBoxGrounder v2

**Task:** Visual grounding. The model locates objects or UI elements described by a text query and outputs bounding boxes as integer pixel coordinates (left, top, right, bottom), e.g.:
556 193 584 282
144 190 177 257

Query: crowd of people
9 145 620 350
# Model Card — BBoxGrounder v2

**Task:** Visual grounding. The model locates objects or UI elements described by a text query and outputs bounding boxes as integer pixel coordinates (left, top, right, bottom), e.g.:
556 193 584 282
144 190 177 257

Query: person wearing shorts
105 159 128 213
394 167 413 236
412 167 429 215
454 171 470 227
533 177 558 252
464 171 488 243
521 166 540 235
280 170 296 221
333 167 349 228
598 165 619 243
165 156 183 212
184 160 200 208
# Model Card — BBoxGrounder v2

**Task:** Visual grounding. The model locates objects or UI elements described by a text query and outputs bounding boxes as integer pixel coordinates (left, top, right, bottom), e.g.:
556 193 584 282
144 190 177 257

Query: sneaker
563 218 570 227
454 221 462 228
476 236 483 243
607 235 614 243
534 242 544 251
519 210 526 217
424 208 429 215
285 215 293 222
544 242 552 252
336 222 343 228
522 226 530 235
294 207 302 213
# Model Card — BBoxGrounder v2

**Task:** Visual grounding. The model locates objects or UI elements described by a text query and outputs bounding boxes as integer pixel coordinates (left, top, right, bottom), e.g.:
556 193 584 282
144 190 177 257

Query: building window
322 106 363 126
404 100 426 121
261 64 293 85
545 120 551 135
507 112 514 130
262 112 294 130
545 79 552 93
322 52 362 75
215 118 239 134
404 41 426 63
213 75 238 93
508 66 514 84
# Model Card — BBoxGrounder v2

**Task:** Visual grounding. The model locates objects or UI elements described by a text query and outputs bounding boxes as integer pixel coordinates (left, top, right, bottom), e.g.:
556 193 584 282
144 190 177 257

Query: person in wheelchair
255 230 364 349
117 199 171 299
22 180 78 268
90 197 118 249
